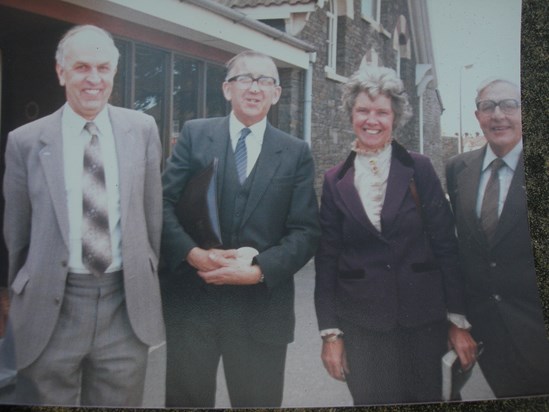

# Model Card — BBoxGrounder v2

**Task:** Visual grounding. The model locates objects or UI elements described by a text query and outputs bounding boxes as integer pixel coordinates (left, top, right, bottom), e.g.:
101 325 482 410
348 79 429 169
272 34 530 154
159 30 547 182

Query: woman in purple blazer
314 66 477 405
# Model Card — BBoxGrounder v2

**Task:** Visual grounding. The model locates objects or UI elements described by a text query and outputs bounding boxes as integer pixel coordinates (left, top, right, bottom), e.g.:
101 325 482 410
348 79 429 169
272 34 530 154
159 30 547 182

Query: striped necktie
82 122 112 276
235 127 251 184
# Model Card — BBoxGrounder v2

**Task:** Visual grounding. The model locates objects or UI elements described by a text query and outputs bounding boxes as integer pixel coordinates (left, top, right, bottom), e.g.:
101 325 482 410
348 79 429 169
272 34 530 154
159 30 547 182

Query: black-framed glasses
226 74 278 89
476 99 520 115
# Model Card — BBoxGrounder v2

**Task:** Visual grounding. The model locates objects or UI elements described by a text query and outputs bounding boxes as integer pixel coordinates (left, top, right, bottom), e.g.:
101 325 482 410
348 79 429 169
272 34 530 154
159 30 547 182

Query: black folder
175 158 222 249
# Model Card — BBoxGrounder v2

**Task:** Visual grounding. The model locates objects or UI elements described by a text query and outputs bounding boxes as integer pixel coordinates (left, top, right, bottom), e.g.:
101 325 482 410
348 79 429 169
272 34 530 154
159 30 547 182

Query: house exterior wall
275 0 445 192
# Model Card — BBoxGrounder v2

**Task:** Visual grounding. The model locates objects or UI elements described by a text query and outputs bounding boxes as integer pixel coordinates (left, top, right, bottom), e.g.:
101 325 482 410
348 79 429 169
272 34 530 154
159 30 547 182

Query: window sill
361 14 391 37
324 67 348 83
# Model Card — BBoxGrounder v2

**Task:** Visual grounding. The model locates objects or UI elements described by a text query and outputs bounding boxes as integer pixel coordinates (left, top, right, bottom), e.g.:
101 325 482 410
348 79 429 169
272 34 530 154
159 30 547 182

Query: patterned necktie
235 128 251 184
480 157 505 243
82 122 112 276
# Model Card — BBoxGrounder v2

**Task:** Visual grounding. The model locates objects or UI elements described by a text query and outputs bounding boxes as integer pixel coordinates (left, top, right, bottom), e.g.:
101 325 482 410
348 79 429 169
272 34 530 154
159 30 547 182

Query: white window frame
326 0 338 72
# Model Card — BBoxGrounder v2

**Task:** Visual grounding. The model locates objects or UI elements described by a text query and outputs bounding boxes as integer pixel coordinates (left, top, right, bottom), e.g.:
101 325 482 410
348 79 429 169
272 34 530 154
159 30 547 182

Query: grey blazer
3 105 165 369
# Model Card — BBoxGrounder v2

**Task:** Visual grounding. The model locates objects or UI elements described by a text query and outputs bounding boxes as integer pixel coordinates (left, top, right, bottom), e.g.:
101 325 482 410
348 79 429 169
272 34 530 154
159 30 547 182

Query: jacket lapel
39 108 70 248
456 147 486 247
207 117 231 201
240 123 281 227
110 106 135 232
379 150 414 235
492 152 526 246
334 152 379 234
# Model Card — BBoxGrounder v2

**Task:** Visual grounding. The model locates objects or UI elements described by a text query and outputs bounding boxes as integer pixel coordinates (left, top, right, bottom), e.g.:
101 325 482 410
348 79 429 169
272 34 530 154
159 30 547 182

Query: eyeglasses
226 74 278 89
476 99 521 115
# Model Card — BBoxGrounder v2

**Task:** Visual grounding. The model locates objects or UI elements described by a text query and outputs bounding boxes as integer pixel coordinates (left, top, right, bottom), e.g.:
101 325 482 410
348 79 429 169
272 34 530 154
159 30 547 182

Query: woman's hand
321 338 350 381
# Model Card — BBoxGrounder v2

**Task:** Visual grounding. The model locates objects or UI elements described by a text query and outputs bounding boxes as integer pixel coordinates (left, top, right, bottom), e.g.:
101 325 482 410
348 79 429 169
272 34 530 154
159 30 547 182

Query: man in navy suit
161 50 320 408
446 78 549 397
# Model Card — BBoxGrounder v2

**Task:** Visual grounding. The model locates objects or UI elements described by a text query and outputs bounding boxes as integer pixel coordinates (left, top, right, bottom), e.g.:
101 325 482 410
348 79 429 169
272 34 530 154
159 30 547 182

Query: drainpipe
303 52 316 147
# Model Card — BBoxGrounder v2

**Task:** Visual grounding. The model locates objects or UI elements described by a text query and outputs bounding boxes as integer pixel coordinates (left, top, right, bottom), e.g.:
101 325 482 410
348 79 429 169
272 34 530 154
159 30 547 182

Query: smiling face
475 81 522 157
222 55 281 127
351 91 395 151
56 29 118 120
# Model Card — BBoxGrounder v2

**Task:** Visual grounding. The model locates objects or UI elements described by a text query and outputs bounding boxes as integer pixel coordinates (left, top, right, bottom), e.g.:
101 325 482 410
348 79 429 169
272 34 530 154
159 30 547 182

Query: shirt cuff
320 328 344 337
447 312 472 330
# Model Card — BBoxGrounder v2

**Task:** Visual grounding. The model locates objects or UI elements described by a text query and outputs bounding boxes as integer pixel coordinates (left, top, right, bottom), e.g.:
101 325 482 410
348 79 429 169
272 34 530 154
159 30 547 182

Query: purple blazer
314 141 465 332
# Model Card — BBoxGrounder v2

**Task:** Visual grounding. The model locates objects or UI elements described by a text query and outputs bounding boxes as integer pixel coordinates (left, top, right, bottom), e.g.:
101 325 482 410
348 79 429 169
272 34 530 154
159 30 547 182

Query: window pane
111 39 129 108
134 45 167 132
361 0 375 19
205 63 228 118
172 55 202 146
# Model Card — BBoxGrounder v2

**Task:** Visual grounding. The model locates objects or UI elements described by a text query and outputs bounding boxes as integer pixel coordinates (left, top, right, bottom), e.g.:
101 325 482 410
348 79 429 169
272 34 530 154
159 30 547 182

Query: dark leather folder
175 158 222 249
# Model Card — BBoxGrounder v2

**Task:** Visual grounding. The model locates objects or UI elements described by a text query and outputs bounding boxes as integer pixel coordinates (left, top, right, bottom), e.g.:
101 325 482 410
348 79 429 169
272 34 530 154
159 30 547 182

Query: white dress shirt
62 104 122 274
229 111 266 178
476 140 523 218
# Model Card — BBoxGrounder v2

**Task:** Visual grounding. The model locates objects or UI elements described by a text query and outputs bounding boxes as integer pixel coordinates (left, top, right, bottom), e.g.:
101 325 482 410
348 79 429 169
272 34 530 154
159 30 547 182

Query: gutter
181 0 316 53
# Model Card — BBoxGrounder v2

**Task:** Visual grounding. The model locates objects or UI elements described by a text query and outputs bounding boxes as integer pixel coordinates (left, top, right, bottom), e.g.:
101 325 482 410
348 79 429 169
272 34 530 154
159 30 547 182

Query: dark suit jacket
161 116 320 344
3 105 165 370
315 141 465 332
446 145 549 371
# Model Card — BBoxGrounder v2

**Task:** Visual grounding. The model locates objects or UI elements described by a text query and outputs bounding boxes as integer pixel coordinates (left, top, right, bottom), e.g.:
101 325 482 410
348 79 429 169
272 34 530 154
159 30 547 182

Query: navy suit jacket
161 116 320 344
315 141 465 332
446 145 549 372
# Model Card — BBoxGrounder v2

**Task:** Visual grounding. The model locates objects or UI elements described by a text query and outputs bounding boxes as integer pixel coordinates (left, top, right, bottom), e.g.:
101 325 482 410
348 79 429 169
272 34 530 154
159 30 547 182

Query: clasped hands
186 247 262 285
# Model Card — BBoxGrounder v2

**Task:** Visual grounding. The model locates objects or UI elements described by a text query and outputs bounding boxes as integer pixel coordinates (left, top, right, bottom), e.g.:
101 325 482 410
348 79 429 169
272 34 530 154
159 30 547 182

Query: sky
426 0 522 136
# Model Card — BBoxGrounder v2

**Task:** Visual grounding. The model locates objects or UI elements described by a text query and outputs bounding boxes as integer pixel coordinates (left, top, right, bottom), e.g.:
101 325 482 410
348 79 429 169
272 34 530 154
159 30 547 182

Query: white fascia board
241 3 316 20
60 0 310 69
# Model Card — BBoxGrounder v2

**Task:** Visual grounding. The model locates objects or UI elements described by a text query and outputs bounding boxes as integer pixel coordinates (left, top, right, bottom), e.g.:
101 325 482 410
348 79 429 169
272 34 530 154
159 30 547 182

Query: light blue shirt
229 112 266 178
62 104 122 274
476 140 523 218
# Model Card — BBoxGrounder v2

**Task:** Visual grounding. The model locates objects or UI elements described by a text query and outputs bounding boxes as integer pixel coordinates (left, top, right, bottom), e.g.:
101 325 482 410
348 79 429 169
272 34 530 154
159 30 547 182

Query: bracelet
322 333 342 343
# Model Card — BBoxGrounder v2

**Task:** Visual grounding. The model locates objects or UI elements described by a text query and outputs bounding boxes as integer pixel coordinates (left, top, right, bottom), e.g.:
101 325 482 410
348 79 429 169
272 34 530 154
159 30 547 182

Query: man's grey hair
475 78 521 104
225 50 279 85
55 24 120 68
341 65 412 130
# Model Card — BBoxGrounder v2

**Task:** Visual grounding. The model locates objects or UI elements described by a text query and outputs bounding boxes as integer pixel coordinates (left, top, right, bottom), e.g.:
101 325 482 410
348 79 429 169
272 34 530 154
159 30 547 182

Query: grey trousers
16 272 148 407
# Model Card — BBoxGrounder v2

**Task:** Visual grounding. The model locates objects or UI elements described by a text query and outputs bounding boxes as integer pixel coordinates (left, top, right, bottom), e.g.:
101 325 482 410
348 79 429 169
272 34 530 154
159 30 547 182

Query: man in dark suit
2 25 165 406
446 78 549 397
161 50 320 408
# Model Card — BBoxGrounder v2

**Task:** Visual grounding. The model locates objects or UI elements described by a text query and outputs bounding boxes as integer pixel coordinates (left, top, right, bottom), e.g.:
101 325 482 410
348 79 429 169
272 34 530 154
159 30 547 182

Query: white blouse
353 142 392 232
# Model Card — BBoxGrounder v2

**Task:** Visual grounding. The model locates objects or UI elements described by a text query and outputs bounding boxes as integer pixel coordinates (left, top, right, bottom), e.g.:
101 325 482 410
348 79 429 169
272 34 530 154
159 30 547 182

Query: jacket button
386 264 391 270
492 294 502 302
55 297 61 305
489 262 497 268
61 261 68 267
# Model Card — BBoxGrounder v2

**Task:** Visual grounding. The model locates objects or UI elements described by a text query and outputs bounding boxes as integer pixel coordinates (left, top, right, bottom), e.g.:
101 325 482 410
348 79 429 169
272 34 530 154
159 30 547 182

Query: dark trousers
164 316 287 408
475 319 549 398
341 319 447 406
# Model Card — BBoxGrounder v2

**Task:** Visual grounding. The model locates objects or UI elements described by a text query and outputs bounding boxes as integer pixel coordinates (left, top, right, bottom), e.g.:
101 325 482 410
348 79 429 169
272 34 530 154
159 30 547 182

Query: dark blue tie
235 128 251 184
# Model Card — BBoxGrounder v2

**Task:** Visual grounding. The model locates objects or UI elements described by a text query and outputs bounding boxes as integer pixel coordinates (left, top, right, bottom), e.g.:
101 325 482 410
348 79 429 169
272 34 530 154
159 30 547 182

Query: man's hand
321 338 349 381
448 323 478 370
198 263 262 286
186 247 238 272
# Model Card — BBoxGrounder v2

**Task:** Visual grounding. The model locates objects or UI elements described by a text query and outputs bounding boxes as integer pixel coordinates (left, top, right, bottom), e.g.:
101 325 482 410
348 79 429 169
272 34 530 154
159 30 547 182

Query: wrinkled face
352 91 394 151
475 82 522 157
56 30 117 120
222 56 281 127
